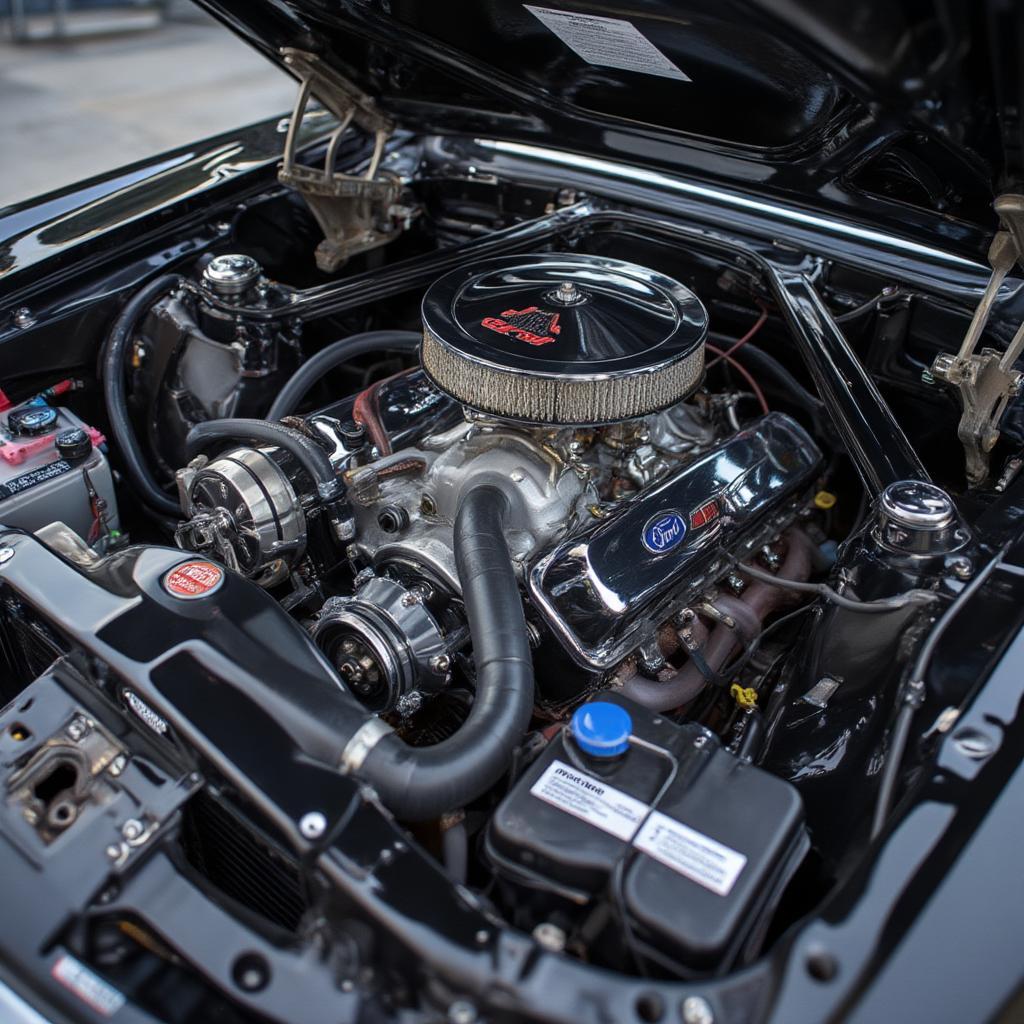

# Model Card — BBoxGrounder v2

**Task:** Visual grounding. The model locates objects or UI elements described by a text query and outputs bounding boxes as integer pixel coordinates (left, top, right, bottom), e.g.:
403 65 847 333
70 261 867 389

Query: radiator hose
357 484 536 820
172 449 533 819
101 274 185 518
267 330 420 420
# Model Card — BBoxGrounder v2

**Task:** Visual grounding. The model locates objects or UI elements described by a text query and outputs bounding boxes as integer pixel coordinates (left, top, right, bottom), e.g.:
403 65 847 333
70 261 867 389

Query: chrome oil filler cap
877 480 960 554
202 254 261 298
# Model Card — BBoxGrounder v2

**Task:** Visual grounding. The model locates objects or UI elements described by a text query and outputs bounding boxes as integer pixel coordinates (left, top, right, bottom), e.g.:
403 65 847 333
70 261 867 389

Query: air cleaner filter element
420 254 708 425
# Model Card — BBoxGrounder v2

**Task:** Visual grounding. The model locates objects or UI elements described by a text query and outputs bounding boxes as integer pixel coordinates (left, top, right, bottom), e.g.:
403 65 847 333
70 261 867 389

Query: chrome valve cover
527 413 822 669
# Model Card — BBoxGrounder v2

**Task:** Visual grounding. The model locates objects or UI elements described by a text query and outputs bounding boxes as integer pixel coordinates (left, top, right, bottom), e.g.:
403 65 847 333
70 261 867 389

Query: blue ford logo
642 511 687 554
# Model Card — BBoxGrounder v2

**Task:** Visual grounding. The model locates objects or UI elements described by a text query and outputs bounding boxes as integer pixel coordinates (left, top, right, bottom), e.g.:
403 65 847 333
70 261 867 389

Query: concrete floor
0 14 297 208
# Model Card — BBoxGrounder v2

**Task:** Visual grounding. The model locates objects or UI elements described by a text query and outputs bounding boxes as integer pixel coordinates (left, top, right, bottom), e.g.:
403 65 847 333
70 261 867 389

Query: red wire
706 307 768 369
706 343 769 415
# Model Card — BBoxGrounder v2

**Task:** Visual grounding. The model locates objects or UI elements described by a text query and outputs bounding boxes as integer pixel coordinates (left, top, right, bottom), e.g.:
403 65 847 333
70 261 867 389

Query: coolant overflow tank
486 695 807 971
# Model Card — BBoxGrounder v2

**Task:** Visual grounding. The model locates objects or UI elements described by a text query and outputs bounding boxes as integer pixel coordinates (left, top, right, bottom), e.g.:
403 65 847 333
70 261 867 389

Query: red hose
353 378 393 456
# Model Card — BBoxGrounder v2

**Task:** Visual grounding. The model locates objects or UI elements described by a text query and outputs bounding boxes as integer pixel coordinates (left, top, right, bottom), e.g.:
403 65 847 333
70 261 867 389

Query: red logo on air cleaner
164 560 224 599
481 306 561 347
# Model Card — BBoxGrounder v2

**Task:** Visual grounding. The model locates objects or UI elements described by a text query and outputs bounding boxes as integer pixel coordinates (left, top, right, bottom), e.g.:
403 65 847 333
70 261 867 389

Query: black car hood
199 0 1023 243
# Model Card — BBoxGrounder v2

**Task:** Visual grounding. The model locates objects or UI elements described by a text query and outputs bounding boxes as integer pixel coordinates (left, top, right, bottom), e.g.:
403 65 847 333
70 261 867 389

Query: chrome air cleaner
420 254 707 425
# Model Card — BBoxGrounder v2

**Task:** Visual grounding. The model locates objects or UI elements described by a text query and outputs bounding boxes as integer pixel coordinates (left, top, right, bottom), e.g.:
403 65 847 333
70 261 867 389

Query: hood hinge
928 194 1024 487
278 49 414 273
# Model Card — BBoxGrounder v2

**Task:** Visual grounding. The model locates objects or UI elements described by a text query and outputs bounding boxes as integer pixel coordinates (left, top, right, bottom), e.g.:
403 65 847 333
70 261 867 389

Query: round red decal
163 560 224 599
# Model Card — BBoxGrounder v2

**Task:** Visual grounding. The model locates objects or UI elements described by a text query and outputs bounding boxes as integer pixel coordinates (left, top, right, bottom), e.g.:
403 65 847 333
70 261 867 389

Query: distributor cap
421 254 707 425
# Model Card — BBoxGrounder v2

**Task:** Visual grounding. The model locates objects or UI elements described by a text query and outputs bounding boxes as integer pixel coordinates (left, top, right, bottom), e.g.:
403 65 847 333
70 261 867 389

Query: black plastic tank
487 694 807 970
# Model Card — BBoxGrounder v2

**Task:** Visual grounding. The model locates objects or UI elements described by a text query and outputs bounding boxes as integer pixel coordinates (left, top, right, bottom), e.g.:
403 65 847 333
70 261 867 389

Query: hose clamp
339 717 394 772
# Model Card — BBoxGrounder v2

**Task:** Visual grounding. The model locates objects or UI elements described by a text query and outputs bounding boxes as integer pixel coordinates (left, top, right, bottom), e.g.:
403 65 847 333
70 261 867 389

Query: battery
0 402 119 545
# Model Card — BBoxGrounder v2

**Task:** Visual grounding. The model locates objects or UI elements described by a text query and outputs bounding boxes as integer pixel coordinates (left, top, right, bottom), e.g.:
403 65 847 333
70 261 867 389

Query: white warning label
633 811 747 896
530 759 649 841
525 6 691 81
51 954 126 1017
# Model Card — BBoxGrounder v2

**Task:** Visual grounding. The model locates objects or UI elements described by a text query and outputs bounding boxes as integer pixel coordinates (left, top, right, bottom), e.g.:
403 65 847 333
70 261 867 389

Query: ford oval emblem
642 511 687 555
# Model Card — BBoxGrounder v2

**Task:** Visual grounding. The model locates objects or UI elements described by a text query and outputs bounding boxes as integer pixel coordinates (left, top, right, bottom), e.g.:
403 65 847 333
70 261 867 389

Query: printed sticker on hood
524 6 691 81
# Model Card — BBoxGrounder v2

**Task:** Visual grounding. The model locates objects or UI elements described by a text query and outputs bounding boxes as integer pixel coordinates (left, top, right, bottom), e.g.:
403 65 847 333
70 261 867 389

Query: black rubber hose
268 330 420 420
738 343 827 427
870 543 1010 839
736 710 765 762
442 819 469 884
359 485 535 821
185 418 342 500
101 274 184 517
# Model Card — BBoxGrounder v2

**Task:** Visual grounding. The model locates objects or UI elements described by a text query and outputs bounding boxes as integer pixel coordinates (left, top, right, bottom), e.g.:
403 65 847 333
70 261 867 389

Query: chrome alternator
175 446 306 588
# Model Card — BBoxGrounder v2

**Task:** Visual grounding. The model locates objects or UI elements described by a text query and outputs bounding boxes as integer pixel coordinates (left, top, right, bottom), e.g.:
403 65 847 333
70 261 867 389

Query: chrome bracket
277 49 411 273
929 195 1024 486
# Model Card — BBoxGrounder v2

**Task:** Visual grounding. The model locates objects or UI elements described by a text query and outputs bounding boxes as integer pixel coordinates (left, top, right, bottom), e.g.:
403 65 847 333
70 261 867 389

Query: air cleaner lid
421 254 707 425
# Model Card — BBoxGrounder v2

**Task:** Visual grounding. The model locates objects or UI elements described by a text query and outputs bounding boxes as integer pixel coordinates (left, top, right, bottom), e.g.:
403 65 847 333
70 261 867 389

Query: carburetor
345 251 709 589
344 420 596 590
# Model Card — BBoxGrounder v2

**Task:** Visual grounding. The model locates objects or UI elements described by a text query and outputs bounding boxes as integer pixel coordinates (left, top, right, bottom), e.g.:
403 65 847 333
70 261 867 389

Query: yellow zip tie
730 684 758 708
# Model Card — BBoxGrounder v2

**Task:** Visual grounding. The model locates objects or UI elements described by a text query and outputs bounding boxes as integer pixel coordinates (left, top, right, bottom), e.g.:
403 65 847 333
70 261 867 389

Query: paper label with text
52 954 125 1017
530 759 649 841
634 810 747 896
525 7 690 81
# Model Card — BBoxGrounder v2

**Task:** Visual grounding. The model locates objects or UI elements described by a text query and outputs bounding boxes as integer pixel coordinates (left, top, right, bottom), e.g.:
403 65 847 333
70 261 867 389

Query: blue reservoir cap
571 701 633 759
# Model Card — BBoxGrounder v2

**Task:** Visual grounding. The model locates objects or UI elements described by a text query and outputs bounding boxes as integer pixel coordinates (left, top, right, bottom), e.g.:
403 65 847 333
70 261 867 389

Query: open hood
200 0 1022 247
